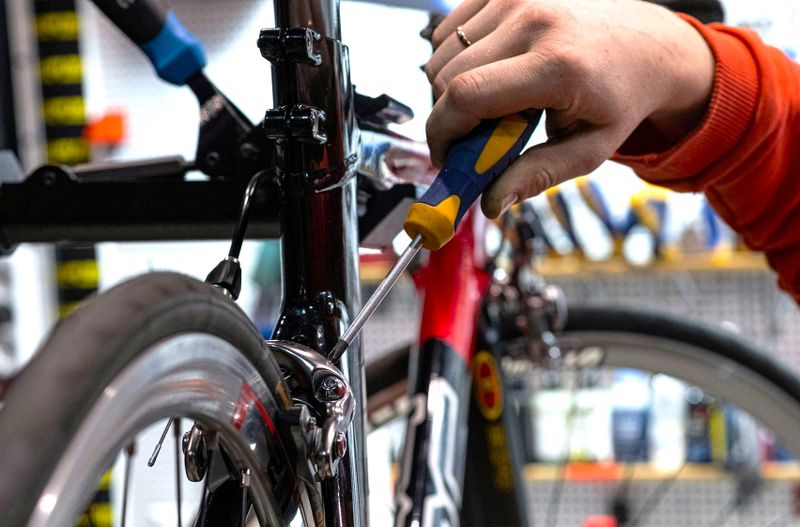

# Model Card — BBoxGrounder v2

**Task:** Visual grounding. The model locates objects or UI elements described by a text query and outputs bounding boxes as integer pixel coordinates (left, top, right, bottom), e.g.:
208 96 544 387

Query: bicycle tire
0 272 303 527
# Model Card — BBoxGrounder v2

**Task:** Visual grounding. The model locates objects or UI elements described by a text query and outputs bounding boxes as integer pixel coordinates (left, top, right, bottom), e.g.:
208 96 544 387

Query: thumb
481 125 623 218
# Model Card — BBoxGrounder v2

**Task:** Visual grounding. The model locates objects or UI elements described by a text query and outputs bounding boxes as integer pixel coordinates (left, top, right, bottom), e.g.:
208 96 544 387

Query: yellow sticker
36 12 80 41
473 351 504 421
47 137 89 165
56 259 99 289
43 96 86 126
40 54 83 85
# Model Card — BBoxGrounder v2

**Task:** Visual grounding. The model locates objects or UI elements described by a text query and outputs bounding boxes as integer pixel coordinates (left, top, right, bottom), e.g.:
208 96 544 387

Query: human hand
424 0 714 217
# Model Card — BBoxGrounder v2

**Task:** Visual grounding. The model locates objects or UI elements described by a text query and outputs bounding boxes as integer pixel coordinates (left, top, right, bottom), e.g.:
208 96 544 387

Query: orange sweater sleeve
614 16 800 300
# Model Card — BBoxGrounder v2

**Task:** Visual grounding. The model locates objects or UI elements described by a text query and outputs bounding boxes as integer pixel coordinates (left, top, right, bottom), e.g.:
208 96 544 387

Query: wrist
648 15 715 143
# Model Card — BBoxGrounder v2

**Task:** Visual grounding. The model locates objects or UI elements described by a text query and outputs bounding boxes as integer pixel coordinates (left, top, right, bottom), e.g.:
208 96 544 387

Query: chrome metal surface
332 234 423 359
317 376 347 401
268 339 356 479
275 0 340 40
182 423 210 482
27 334 291 527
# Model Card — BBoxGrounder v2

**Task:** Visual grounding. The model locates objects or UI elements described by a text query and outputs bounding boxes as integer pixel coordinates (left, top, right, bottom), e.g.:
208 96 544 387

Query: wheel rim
29 333 289 527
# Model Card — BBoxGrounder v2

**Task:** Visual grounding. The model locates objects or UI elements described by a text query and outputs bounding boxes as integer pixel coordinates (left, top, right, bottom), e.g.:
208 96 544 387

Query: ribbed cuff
613 15 760 189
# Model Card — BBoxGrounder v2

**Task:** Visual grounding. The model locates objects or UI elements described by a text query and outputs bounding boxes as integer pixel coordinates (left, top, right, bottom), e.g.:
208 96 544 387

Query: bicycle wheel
365 305 800 526
0 272 310 527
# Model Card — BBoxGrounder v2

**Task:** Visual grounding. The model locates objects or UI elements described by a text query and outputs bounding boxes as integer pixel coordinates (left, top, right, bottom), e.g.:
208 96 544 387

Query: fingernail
499 193 519 216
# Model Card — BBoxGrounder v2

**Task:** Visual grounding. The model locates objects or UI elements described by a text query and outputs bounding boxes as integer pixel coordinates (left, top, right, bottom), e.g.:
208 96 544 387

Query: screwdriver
329 111 542 360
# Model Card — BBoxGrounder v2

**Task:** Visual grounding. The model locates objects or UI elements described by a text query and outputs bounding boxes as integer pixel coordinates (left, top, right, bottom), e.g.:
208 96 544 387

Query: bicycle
2 1 800 526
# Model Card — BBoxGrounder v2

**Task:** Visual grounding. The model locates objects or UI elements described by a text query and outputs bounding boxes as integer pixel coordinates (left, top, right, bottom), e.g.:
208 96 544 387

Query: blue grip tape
139 11 206 85
419 115 537 229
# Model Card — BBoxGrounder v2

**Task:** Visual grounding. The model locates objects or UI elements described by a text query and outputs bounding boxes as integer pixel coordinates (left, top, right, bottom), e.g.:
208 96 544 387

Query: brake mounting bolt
316 376 346 401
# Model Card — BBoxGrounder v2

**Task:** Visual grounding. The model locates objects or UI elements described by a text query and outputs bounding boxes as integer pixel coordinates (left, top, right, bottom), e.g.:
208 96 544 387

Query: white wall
721 0 800 57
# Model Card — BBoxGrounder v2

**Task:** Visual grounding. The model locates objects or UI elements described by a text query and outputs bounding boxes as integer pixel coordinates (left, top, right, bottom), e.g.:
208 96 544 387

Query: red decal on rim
233 383 277 434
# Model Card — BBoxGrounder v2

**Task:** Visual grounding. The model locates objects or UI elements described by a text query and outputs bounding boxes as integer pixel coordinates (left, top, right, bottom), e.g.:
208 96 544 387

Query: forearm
615 18 800 298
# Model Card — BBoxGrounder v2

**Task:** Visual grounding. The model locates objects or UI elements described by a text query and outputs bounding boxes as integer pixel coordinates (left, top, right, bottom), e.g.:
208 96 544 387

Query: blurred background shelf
537 251 768 278
524 461 800 482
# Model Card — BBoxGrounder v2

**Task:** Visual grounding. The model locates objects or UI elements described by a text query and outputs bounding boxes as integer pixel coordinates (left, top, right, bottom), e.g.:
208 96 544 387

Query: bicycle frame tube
395 211 488 526
269 2 366 527
396 212 530 527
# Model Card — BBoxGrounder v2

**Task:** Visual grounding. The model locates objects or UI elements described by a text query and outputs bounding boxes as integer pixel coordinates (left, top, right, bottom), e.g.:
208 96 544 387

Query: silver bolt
241 468 251 488
316 376 346 401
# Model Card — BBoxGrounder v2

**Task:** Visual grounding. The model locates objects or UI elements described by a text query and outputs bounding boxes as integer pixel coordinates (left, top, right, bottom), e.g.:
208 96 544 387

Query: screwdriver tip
330 339 349 361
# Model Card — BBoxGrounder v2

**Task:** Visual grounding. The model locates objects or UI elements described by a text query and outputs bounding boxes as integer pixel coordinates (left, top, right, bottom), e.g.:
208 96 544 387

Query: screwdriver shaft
330 234 424 361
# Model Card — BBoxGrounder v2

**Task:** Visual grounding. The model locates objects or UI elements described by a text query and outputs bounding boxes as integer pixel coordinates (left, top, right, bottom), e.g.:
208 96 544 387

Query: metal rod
147 417 173 467
121 442 135 527
330 234 423 360
229 170 270 259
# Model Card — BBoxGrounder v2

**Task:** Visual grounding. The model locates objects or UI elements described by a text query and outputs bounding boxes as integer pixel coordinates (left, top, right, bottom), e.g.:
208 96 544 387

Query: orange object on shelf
564 462 624 481
584 516 617 527
83 111 126 145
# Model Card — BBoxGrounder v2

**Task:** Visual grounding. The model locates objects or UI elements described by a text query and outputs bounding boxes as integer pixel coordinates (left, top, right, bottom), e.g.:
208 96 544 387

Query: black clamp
264 105 327 144
258 27 322 66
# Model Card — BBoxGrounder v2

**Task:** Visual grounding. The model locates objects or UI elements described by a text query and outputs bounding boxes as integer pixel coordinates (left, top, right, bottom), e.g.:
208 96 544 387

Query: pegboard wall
362 267 800 527
362 268 800 370
527 478 800 527
550 269 800 371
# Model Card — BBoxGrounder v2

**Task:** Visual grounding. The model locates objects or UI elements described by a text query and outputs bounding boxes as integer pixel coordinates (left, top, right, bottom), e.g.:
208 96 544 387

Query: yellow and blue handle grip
404 112 542 250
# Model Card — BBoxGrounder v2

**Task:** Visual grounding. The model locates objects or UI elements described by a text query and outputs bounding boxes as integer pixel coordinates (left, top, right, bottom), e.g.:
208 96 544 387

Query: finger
431 0 489 49
430 26 526 99
426 54 571 166
425 6 504 85
480 125 628 218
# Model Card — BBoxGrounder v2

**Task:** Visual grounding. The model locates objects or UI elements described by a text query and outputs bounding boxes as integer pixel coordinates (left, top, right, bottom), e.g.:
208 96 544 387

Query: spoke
709 496 737 527
175 419 183 527
628 462 687 526
546 368 581 527
765 514 792 527
121 442 135 527
148 418 174 467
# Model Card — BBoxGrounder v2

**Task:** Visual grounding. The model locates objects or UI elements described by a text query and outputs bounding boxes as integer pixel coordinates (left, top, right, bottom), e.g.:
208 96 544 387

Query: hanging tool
330 111 542 360
89 0 262 178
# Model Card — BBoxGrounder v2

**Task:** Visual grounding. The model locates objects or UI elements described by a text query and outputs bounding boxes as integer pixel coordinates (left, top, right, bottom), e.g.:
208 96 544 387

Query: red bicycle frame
394 211 530 526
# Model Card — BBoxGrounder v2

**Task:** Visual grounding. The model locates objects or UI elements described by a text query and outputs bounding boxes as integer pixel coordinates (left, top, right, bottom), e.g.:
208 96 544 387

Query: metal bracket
264 104 327 144
258 27 322 66
267 340 355 479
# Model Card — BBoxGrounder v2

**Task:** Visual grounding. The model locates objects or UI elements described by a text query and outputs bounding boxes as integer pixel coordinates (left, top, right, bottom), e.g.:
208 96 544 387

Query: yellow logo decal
473 351 503 421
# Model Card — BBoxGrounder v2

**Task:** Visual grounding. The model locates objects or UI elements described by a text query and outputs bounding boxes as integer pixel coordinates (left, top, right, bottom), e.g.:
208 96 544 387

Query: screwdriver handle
91 0 206 85
404 112 541 250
